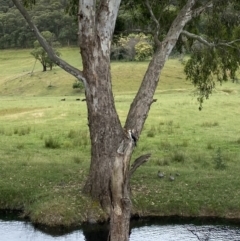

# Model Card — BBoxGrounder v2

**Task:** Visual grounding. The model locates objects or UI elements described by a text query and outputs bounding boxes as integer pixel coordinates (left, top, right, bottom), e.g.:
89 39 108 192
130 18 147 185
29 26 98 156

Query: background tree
31 31 61 71
0 0 78 49
12 0 240 241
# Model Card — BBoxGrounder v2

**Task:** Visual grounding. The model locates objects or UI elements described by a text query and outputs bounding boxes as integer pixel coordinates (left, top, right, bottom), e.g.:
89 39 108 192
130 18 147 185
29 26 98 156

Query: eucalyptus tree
12 0 240 240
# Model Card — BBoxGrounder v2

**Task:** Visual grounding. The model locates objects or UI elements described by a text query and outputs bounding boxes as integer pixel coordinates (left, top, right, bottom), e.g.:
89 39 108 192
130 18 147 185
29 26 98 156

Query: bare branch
12 0 86 83
182 30 240 50
217 39 240 49
129 153 151 178
145 0 161 46
181 30 213 47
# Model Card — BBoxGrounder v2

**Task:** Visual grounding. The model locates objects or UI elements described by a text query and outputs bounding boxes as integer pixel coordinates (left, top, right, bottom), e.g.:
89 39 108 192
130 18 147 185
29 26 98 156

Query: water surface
1 214 240 241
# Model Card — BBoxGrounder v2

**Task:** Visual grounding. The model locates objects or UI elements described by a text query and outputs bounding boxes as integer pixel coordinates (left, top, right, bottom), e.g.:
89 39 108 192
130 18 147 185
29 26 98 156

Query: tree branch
145 0 161 46
129 153 151 178
12 0 86 83
96 0 121 55
182 30 240 50
191 1 213 17
124 0 198 136
181 30 213 47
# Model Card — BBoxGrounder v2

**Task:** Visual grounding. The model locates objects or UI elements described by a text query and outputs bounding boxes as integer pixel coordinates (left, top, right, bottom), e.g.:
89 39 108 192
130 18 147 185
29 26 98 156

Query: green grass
1 48 240 226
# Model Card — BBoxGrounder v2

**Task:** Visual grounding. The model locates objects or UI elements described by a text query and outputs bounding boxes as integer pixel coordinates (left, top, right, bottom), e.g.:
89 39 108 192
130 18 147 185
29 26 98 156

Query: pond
1 212 240 241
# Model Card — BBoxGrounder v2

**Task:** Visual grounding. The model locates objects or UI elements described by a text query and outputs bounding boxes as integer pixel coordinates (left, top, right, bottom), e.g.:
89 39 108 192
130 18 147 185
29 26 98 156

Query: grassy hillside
1 48 240 226
0 47 194 96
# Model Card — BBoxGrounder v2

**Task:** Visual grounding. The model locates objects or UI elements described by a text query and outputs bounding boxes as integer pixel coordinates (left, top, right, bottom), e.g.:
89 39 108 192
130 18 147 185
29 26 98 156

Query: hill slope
0 48 239 96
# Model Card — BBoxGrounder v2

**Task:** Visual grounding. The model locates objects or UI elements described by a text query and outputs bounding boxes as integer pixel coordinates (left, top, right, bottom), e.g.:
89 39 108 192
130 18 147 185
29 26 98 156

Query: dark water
1 213 240 241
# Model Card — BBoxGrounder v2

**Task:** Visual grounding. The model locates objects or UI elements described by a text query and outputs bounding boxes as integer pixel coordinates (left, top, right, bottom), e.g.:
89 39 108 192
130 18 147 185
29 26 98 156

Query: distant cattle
76 98 80 101
82 98 86 102
61 98 66 101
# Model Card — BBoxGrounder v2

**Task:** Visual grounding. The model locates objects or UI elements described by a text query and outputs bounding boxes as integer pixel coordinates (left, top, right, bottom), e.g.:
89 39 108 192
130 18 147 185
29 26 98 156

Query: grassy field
1 48 240 226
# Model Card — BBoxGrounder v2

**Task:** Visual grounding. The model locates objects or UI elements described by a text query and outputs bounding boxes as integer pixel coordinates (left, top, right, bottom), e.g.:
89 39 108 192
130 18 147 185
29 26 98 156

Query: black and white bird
127 129 137 146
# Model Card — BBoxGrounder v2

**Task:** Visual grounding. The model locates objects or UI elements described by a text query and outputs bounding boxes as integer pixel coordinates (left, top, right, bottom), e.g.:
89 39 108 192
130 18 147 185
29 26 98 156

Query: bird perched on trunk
158 171 165 178
124 128 138 146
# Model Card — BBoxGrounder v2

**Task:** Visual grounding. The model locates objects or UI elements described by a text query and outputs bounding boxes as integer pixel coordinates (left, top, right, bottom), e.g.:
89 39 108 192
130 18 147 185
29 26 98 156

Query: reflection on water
1 213 240 241
130 224 240 241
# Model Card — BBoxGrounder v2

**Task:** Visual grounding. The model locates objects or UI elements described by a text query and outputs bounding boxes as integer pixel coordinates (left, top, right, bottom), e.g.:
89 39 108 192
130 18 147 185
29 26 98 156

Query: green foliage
0 0 77 49
183 1 240 108
0 9 34 49
22 0 36 8
184 48 217 108
135 41 153 61
184 42 240 109
111 33 153 61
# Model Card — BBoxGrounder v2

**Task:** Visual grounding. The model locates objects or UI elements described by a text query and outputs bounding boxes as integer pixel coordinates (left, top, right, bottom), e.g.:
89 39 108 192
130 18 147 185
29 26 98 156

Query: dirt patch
32 111 44 118
221 89 238 95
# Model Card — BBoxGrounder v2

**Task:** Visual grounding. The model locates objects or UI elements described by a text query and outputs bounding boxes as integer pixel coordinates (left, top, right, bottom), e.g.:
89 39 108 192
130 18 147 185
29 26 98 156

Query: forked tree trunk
12 0 204 240
80 2 200 241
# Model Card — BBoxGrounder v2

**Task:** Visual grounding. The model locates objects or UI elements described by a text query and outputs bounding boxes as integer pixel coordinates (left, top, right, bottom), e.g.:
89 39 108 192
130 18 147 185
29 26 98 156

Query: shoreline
1 208 240 232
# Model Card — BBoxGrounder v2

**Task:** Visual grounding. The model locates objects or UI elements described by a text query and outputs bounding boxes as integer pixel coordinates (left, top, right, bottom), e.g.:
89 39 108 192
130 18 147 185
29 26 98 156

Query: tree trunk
43 64 47 72
80 40 134 240
12 1 206 240
77 2 135 239
79 0 123 212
